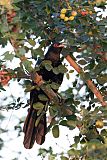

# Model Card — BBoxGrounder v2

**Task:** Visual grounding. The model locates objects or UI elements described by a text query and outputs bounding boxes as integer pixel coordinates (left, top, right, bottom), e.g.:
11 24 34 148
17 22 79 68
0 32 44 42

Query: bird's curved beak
58 42 68 48
53 43 65 48
57 44 65 48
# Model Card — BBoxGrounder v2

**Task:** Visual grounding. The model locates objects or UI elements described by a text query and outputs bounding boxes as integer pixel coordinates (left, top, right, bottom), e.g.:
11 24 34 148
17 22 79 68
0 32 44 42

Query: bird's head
44 42 65 64
48 42 65 54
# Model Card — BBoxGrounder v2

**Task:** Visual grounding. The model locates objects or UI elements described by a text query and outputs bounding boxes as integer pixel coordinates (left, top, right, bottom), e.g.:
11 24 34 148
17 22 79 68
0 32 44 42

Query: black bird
23 43 64 149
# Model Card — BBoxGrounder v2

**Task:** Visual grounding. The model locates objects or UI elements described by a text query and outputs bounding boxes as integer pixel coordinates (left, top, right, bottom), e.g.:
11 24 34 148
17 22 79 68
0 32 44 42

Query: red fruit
12 25 19 33
76 124 83 129
11 11 16 18
0 70 11 86
80 11 88 16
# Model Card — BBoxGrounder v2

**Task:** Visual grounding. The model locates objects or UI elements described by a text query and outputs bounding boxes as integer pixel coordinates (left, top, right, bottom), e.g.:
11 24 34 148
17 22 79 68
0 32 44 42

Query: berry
80 11 88 16
88 31 93 36
71 11 77 16
64 17 69 21
0 70 11 86
61 8 67 14
89 11 93 15
69 16 75 21
60 13 65 19
96 120 104 128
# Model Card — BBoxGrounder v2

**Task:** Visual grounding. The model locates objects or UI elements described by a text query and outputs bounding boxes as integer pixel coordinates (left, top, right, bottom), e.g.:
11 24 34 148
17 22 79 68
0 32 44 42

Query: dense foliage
0 0 107 159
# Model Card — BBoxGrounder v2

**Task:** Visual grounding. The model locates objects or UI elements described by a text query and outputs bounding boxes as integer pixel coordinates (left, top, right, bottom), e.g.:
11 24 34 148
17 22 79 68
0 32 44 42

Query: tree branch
65 55 107 107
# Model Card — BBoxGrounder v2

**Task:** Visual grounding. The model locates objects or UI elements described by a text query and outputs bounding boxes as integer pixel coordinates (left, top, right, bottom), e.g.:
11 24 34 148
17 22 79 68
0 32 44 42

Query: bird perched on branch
23 43 64 149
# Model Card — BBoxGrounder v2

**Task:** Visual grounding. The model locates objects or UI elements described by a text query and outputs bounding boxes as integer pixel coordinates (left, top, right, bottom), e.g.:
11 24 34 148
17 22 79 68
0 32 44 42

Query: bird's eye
53 43 59 48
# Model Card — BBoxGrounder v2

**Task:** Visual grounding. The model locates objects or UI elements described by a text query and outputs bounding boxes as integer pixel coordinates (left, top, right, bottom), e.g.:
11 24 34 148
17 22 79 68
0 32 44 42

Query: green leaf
80 72 90 81
38 94 48 101
37 108 44 116
42 60 52 65
3 52 14 61
52 125 59 138
0 138 4 150
60 156 69 160
66 115 77 121
35 111 46 126
67 149 75 156
0 85 6 91
45 5 50 14
49 107 57 117
92 63 106 76
48 155 56 160
78 59 87 65
58 65 68 73
24 85 35 92
22 60 33 72
33 48 44 57
17 97 20 102
33 102 44 110
52 67 59 74
17 33 26 40
1 24 9 33
67 120 76 127
97 74 107 84
101 129 107 137
59 120 67 126
74 136 80 144
28 39 36 46
42 60 53 71
66 73 70 80
68 149 80 156
0 113 5 120
50 82 60 90
69 70 74 73
45 63 53 71
18 48 26 56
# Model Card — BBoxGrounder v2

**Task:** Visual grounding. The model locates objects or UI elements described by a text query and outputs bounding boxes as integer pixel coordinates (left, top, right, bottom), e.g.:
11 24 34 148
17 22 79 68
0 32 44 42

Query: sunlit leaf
66 73 69 80
50 82 60 90
22 60 33 72
60 156 69 160
3 52 14 61
52 67 59 75
28 39 36 46
78 59 87 65
38 94 48 101
97 74 107 84
52 125 59 138
67 120 76 127
74 136 80 144
58 65 68 73
59 120 67 126
33 102 44 110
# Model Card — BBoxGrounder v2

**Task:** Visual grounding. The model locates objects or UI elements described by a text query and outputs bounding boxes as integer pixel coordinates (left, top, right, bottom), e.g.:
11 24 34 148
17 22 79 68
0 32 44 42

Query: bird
23 43 64 149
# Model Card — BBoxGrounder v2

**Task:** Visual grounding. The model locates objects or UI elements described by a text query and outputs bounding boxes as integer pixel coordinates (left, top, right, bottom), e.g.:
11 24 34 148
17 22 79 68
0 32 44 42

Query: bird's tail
23 106 47 149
